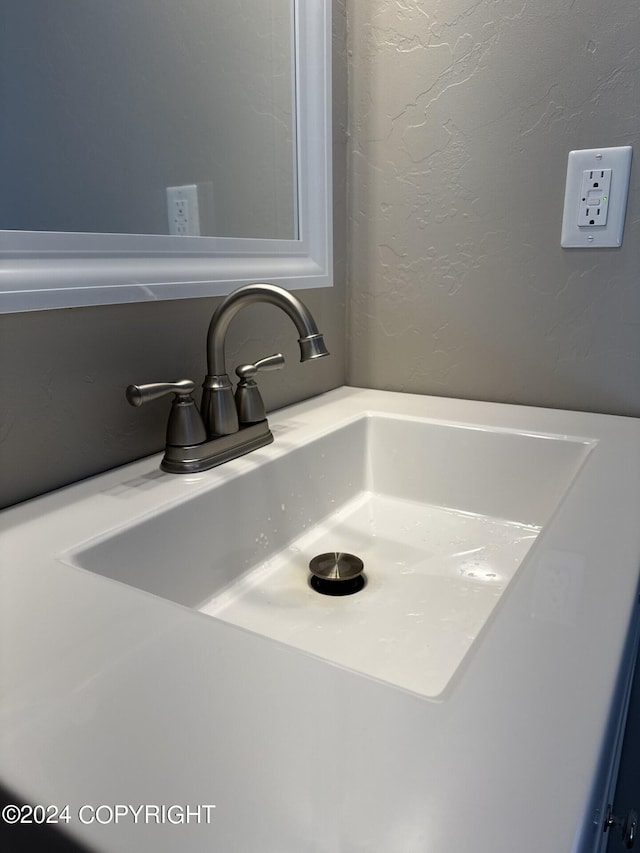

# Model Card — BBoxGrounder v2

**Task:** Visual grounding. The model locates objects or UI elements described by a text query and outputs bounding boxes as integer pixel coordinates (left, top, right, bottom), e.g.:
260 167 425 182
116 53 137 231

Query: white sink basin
63 407 593 697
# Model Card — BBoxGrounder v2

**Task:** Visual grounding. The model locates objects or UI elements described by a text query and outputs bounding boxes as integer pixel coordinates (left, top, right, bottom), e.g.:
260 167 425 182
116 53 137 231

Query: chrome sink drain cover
308 552 365 596
309 552 364 581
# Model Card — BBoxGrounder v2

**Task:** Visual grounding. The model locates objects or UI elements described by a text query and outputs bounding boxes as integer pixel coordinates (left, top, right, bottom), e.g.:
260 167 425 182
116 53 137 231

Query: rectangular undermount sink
63 411 594 698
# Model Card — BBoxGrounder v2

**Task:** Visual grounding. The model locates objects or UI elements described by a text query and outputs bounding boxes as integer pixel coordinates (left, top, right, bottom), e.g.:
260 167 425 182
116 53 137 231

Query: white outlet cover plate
166 184 201 237
561 146 632 248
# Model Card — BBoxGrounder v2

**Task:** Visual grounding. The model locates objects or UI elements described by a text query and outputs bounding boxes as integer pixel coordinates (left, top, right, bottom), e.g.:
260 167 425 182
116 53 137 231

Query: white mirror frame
0 0 331 314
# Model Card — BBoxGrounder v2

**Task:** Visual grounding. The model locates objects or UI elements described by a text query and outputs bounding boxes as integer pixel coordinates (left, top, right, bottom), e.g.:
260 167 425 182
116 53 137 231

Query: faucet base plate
161 421 273 474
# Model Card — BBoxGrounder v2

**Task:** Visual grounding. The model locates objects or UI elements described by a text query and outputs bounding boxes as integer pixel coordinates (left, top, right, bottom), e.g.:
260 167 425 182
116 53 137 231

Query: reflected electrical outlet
531 550 584 626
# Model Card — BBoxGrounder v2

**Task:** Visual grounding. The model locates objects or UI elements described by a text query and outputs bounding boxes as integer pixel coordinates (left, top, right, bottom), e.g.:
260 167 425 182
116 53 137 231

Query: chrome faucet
126 283 329 473
202 282 330 436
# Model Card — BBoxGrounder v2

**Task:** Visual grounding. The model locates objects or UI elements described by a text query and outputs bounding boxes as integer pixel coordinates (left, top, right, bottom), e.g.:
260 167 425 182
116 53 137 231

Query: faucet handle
235 353 285 380
126 379 196 407
125 379 207 447
234 353 284 426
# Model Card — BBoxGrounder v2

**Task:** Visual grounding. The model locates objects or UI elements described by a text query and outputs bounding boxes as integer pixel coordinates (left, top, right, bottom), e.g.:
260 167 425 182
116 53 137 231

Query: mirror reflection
0 0 297 240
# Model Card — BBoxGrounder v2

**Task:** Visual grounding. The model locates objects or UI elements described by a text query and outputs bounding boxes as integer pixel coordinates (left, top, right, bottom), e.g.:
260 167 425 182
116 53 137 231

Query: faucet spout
203 282 329 436
206 282 329 375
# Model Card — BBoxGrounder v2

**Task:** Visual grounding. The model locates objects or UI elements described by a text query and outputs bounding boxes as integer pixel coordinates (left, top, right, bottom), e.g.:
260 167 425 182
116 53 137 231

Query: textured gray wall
0 1 347 510
346 0 640 416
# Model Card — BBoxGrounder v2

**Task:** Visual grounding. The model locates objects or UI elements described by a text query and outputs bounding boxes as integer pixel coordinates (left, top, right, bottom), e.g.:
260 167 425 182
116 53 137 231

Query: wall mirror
0 0 332 313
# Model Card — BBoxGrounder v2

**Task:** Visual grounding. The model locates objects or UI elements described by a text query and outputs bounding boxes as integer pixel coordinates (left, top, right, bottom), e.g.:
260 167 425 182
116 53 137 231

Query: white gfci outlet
577 168 611 226
561 146 632 247
166 184 201 236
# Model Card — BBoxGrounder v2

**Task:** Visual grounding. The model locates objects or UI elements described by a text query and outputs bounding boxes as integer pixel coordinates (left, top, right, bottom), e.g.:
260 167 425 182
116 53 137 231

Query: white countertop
1 387 640 853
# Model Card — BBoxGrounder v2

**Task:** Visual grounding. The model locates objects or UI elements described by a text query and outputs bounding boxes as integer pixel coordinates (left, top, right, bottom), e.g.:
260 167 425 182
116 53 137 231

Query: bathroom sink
63 409 594 697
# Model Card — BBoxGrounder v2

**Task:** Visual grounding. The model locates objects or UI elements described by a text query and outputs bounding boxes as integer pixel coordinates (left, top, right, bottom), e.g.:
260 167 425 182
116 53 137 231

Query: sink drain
308 552 366 596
